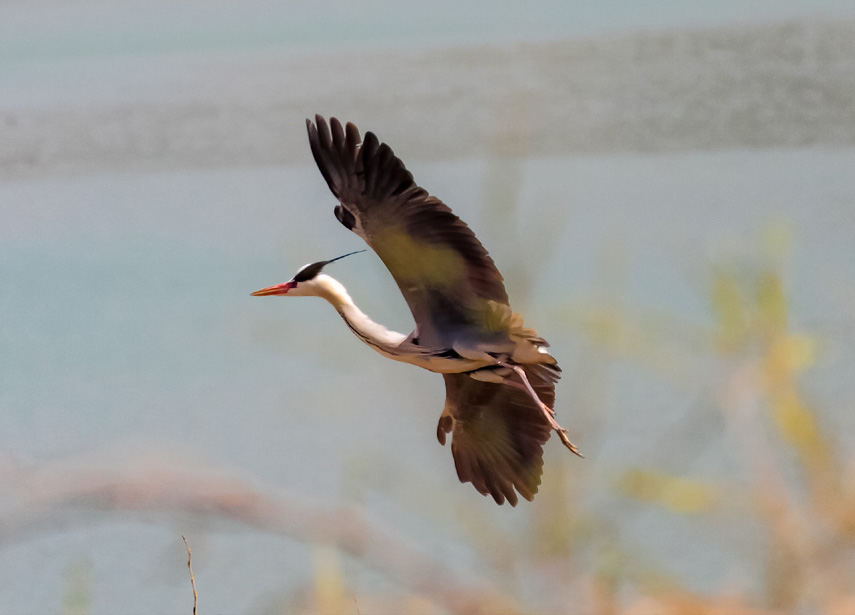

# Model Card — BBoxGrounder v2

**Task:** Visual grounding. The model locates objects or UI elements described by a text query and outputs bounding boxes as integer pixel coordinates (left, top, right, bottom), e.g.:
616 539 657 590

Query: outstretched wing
306 115 509 349
436 370 555 506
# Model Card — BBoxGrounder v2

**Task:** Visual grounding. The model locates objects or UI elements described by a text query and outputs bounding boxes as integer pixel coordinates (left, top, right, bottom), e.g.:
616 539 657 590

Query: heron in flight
253 116 581 505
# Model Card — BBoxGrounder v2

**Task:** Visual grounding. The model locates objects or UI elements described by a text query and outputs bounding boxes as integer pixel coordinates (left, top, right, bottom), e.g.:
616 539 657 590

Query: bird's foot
556 429 584 458
496 360 583 458
537 401 584 458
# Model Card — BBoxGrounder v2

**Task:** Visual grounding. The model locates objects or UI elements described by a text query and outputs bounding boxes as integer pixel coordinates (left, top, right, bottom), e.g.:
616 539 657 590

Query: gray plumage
253 116 580 506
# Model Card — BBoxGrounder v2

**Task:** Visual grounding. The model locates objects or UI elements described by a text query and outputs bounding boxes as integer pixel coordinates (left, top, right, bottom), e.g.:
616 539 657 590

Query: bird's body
289 271 489 373
253 116 581 505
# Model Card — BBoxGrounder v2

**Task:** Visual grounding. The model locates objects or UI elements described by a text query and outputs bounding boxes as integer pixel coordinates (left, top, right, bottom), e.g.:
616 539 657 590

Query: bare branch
0 450 515 615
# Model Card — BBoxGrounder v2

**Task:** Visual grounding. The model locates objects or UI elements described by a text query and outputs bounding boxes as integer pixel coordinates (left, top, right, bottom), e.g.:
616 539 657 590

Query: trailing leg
496 361 584 458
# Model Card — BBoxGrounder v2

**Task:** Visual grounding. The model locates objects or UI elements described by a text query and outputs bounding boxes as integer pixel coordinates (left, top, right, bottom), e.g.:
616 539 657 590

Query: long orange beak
251 281 295 296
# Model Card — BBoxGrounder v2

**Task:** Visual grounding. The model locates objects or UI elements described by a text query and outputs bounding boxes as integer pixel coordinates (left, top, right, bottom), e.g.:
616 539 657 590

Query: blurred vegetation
232 115 854 612
263 233 853 615
43 110 854 614
48 210 854 614
62 558 92 615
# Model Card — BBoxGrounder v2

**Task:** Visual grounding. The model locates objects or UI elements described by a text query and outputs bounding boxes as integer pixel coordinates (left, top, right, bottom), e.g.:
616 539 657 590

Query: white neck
313 274 408 352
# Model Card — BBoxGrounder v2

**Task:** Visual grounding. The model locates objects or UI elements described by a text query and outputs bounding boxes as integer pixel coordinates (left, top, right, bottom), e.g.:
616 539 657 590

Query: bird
252 115 581 506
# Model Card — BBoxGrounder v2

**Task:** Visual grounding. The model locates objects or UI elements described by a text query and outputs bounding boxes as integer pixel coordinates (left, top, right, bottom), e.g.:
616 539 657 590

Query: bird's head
251 250 364 298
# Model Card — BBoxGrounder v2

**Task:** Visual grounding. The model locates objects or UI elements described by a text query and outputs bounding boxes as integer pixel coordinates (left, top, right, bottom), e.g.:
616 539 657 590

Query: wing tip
447 431 545 507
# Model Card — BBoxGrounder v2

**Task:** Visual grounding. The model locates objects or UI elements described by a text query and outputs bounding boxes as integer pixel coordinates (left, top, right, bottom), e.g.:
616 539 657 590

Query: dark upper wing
436 370 555 506
307 115 509 348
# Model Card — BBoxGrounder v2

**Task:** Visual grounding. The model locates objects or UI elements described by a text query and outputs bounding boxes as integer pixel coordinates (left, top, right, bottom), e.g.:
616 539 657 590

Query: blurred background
2 1 855 613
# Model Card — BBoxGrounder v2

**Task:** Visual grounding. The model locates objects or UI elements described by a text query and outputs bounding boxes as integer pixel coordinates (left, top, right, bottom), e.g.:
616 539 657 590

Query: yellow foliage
617 469 720 514
310 545 347 615
757 272 788 335
768 391 825 458
765 334 816 375
712 270 749 351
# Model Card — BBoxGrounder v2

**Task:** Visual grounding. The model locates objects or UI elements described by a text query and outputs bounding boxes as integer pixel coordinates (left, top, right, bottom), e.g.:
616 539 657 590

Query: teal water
1 149 854 611
2 1 855 612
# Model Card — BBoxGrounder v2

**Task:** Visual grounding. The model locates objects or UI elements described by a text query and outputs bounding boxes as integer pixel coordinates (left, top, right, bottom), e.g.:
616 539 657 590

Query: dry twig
182 535 198 615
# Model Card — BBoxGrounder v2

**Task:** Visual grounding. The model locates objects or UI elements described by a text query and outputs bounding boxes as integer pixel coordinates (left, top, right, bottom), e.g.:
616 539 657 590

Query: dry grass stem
182 535 198 615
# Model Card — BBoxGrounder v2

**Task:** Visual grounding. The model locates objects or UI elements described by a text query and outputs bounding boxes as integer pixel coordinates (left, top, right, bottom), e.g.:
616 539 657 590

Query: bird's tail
527 360 562 385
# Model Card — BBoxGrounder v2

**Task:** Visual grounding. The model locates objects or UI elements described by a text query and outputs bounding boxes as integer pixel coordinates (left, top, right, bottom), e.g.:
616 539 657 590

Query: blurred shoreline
3 7 855 613
2 17 854 179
